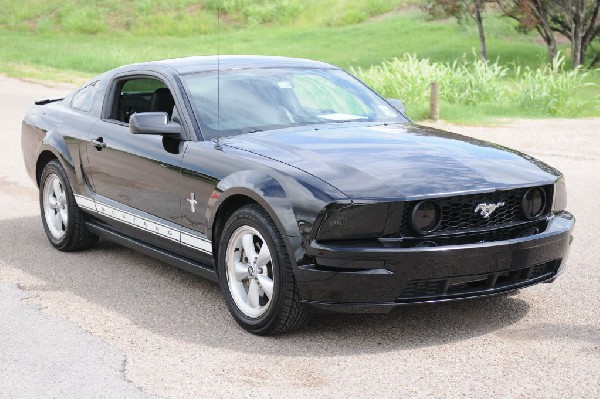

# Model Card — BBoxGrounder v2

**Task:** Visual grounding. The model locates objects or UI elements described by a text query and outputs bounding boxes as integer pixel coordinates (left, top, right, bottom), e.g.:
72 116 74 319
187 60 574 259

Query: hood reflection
224 123 560 200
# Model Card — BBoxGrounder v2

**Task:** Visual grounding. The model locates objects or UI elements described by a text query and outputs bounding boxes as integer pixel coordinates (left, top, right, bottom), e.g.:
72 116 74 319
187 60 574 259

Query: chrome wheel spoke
247 279 260 308
52 178 63 198
59 208 69 227
257 274 274 299
242 233 257 260
256 244 271 267
48 196 58 209
52 210 63 231
233 261 248 281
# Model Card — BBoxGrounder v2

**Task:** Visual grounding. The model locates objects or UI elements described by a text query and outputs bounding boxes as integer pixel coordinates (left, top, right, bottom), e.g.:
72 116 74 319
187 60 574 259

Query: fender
23 108 89 193
208 170 298 236
35 129 82 189
207 170 335 267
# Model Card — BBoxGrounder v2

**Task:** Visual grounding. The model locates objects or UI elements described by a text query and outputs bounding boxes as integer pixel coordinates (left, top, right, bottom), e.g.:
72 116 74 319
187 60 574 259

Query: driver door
84 75 185 253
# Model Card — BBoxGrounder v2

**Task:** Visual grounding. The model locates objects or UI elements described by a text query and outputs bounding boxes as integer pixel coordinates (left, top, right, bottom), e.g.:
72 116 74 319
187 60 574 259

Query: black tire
217 204 310 335
39 160 98 251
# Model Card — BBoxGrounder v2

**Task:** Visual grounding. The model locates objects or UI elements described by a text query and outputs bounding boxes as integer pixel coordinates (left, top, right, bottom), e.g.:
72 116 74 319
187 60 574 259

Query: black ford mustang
21 56 574 335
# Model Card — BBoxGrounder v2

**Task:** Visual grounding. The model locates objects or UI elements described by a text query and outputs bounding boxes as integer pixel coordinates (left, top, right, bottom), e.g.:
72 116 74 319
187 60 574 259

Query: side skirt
86 222 219 283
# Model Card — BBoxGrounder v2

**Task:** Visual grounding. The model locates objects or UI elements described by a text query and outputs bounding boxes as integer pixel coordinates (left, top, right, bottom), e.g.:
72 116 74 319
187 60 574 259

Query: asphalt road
0 75 598 398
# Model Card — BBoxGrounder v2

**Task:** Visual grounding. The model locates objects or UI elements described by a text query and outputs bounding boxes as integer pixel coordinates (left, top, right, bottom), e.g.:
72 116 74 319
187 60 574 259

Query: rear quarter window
71 81 99 112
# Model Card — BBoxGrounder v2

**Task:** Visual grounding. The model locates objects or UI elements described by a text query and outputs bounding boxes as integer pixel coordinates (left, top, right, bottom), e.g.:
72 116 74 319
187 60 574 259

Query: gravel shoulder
1 75 598 398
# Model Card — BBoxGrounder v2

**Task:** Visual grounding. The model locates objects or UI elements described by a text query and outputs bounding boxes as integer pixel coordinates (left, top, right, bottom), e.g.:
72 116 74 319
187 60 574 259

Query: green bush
351 53 598 119
512 55 596 116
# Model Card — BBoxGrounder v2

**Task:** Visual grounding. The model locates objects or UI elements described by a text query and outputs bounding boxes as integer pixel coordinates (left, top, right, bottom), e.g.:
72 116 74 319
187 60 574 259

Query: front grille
401 186 552 237
397 259 560 302
399 220 547 247
400 280 446 298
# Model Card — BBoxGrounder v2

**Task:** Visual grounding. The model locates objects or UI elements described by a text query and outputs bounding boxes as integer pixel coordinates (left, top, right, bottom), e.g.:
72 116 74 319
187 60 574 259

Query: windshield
180 67 407 139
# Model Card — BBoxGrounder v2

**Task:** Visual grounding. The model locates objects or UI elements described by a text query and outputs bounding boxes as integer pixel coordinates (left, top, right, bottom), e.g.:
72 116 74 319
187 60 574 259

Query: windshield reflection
181 68 408 139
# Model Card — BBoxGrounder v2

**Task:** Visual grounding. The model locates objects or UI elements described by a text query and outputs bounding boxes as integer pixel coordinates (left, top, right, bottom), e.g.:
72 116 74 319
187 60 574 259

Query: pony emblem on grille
474 202 505 219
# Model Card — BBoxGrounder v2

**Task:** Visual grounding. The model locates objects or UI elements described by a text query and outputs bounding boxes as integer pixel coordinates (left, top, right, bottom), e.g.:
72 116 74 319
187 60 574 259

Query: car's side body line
85 222 218 283
74 194 213 255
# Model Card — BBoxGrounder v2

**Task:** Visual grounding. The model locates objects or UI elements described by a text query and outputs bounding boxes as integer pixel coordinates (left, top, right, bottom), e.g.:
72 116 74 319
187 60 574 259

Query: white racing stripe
74 194 211 254
181 233 212 253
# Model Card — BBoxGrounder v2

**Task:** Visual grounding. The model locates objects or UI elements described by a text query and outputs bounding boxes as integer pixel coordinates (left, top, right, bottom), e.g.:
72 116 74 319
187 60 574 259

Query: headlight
316 203 388 241
411 200 442 235
522 187 547 219
551 177 567 212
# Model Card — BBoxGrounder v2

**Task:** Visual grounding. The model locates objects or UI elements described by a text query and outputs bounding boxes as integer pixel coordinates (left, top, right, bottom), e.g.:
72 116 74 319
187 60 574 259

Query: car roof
120 55 337 75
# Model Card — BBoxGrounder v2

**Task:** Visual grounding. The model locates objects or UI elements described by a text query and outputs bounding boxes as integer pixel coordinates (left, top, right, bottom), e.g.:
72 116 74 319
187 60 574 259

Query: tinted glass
121 78 166 94
71 81 98 112
115 78 169 123
181 68 407 139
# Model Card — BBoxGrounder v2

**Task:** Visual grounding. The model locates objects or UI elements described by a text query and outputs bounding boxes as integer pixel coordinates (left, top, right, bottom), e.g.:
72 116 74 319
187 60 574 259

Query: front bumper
296 212 574 312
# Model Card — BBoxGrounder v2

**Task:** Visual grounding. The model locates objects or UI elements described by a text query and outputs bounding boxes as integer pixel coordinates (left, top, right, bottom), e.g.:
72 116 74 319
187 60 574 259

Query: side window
71 81 98 112
112 78 173 123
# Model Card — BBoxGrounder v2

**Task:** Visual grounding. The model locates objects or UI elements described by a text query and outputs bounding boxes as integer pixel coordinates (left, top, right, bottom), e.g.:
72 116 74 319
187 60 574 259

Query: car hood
223 123 561 200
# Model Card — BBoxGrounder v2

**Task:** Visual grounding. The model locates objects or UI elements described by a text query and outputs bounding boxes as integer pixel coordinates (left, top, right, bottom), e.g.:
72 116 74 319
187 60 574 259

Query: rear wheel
39 160 98 251
218 204 310 335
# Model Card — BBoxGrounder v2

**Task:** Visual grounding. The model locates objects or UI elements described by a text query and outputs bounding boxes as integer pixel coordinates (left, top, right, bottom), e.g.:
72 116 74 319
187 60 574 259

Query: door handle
90 137 106 150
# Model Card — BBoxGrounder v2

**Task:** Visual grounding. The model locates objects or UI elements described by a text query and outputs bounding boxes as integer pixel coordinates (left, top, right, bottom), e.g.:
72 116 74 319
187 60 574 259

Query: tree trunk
571 0 586 67
591 53 600 67
533 24 557 63
497 0 599 67
531 0 558 63
582 0 600 66
548 39 558 62
571 39 583 67
475 0 487 61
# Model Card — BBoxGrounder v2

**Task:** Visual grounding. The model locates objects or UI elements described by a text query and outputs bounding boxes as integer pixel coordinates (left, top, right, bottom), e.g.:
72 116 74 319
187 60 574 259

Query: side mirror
129 112 181 136
387 98 406 114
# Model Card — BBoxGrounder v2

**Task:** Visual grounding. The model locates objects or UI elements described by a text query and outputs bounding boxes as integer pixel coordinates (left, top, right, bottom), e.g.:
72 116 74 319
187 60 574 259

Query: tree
424 0 489 61
498 0 600 67
591 43 600 66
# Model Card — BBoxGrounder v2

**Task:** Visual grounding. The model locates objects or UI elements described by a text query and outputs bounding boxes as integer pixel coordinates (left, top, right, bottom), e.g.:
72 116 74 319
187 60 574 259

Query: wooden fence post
429 81 439 121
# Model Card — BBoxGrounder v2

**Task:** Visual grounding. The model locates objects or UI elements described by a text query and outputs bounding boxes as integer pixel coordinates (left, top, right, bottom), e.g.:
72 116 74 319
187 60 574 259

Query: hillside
0 6 550 74
0 0 416 35
0 1 596 121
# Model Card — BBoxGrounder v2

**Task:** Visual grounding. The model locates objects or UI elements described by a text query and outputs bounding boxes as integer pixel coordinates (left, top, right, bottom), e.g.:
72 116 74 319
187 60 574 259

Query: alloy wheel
225 225 275 318
43 173 68 240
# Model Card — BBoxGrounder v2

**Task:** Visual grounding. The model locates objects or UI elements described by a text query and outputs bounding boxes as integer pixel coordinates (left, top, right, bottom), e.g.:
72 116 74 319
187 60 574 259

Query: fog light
411 201 441 235
522 187 546 219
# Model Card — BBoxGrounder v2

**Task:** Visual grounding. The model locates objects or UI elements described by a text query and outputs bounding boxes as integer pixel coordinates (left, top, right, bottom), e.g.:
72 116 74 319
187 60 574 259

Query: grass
353 53 599 121
0 0 415 34
0 1 598 122
0 13 551 75
0 61 92 84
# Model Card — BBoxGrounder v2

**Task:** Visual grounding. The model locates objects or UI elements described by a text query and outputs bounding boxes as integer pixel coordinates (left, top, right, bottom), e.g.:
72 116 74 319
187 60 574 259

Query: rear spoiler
35 97 64 105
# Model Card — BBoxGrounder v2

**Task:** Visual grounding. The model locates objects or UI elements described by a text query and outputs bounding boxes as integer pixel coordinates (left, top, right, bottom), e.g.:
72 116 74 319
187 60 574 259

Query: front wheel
217 204 310 335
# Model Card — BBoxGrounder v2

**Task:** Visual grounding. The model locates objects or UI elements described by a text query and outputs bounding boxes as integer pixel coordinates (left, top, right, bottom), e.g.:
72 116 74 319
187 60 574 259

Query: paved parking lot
0 75 598 398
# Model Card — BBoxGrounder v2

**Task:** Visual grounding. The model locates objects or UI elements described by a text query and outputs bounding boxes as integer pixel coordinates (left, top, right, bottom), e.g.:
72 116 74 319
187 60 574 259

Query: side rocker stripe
74 194 212 254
